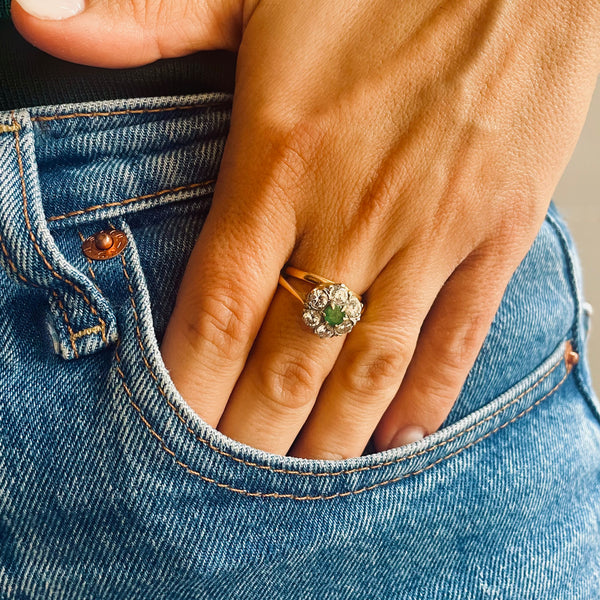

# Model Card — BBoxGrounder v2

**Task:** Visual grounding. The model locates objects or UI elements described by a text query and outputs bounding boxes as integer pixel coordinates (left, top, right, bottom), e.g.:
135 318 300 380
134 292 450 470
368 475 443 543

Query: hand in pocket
13 0 600 458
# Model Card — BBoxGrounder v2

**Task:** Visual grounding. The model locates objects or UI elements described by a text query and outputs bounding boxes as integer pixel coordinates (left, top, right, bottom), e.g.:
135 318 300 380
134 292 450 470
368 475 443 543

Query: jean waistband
0 93 233 226
0 93 232 358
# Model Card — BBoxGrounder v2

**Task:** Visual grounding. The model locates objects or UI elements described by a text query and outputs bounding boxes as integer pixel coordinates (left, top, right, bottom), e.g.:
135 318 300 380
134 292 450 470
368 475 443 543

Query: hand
13 0 600 459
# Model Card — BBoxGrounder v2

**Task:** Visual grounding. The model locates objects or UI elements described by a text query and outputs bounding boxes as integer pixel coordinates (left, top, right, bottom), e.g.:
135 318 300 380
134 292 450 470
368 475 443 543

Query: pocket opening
107 219 574 500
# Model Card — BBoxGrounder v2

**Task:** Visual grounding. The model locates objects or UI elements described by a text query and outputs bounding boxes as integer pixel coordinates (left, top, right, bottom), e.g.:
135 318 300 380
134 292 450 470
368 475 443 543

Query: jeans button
82 228 128 260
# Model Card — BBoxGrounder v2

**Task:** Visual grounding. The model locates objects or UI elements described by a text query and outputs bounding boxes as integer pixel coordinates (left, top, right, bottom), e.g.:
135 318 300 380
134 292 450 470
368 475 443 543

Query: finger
158 154 298 428
372 246 514 452
215 270 352 456
286 248 453 460
11 0 241 67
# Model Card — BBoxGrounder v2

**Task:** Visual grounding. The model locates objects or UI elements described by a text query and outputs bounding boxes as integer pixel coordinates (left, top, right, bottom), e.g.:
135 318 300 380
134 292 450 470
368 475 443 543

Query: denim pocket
5 92 591 500
102 204 581 502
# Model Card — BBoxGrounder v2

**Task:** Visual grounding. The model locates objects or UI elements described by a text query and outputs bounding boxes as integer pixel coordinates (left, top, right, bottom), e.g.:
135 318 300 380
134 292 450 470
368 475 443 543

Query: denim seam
546 211 600 425
0 123 33 286
29 102 231 123
0 232 36 287
72 325 104 340
73 229 108 344
47 180 217 223
0 123 20 133
50 290 79 358
114 337 570 500
1 223 100 352
113 230 572 485
11 114 109 345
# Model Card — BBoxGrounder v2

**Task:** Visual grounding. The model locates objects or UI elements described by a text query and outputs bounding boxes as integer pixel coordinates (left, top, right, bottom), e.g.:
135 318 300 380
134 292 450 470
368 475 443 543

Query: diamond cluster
302 284 363 338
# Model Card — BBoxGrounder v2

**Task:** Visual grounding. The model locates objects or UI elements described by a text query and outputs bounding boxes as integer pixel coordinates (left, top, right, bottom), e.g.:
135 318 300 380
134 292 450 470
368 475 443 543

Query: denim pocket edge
546 204 600 428
110 217 575 501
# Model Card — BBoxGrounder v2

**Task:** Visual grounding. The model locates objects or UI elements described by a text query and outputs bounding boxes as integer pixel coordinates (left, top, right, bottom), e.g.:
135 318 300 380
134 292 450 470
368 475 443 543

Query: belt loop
0 109 118 359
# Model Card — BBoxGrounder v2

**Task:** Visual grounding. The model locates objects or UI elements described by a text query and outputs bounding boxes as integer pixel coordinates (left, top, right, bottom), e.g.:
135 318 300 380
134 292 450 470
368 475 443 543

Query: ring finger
287 248 456 460
218 244 450 459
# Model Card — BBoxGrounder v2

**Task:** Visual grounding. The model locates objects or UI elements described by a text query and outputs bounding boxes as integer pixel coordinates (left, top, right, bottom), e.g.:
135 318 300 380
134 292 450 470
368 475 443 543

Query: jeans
0 92 599 599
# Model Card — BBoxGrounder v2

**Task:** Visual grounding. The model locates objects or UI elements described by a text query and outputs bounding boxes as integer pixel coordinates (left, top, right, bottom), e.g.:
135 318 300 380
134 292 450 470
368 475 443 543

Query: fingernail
388 425 426 449
15 0 85 20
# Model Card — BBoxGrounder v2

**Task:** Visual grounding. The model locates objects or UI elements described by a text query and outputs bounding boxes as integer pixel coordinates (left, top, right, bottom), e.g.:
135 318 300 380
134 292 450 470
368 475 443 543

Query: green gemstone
324 304 345 326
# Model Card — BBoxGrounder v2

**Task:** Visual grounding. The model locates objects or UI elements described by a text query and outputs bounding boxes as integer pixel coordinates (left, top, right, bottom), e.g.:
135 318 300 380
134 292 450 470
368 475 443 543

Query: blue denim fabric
0 93 599 599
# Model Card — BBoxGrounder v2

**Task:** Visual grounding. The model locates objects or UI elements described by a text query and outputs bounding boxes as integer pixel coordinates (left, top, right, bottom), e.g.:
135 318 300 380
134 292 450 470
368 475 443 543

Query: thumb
10 0 245 68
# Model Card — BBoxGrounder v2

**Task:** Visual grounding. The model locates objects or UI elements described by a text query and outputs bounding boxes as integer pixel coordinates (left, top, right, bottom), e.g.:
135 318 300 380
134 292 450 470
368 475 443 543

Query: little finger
373 246 516 451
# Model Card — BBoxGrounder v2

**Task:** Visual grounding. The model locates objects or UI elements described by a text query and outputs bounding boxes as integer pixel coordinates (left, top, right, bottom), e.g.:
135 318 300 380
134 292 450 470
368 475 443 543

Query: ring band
278 265 364 338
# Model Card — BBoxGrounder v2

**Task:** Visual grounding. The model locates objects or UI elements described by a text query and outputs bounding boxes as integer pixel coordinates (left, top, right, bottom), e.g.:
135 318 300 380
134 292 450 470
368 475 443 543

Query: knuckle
341 340 410 397
181 291 253 362
259 117 328 198
451 312 492 367
353 156 411 235
256 352 323 412
427 311 492 378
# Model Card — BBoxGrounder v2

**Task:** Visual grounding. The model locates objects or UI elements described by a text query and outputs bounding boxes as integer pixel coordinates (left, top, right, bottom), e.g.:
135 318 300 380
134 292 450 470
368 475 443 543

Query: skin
12 0 600 459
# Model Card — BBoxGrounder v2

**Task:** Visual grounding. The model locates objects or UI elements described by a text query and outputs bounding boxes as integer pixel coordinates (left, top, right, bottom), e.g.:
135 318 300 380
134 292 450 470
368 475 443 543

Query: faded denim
0 93 599 599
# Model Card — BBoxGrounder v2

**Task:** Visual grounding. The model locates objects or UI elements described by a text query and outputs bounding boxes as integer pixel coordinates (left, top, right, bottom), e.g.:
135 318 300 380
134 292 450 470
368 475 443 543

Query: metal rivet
564 340 580 374
94 231 114 250
566 350 580 367
82 228 128 260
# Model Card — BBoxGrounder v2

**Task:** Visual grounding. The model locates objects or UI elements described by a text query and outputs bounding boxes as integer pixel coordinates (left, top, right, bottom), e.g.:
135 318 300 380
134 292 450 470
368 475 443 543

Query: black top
0 19 237 111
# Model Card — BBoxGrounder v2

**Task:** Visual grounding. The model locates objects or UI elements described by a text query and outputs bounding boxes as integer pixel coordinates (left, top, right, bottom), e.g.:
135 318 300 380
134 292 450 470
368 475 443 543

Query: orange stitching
12 115 108 345
114 338 570 500
30 101 231 123
77 230 103 295
113 226 182 413
114 235 569 479
48 180 216 223
0 123 20 133
75 230 107 343
0 232 38 287
72 325 104 340
0 216 97 351
2 236 100 348
51 290 79 358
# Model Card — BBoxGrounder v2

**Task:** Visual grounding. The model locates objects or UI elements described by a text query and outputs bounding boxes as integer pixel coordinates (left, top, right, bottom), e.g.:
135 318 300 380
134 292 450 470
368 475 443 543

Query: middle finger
215 264 358 455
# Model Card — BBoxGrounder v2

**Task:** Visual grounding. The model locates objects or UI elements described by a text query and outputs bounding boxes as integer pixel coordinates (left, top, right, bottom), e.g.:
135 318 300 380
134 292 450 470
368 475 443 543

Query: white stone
306 288 328 310
302 310 321 328
345 296 362 319
334 321 354 335
331 285 349 305
315 323 335 338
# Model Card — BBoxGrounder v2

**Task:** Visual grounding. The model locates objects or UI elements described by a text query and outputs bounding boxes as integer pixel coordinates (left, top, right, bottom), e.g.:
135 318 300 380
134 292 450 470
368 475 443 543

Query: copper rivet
567 350 580 366
82 228 128 260
94 231 113 250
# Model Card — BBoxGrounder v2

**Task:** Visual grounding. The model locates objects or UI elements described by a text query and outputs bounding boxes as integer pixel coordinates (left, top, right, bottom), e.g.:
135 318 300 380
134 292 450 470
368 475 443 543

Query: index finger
160 156 296 427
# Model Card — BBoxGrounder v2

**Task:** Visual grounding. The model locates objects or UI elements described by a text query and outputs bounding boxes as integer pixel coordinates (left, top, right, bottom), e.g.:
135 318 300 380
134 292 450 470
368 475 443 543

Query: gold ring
278 265 364 338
